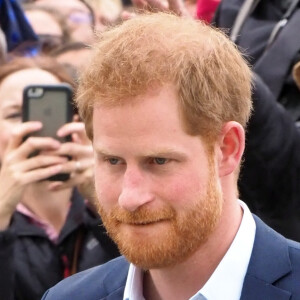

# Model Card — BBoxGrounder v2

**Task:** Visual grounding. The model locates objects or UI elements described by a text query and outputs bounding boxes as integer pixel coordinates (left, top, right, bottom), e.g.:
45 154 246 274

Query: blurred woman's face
0 68 60 162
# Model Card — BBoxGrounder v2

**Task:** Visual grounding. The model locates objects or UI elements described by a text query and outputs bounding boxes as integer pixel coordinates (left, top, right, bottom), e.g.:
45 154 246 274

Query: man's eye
153 157 168 165
108 158 120 165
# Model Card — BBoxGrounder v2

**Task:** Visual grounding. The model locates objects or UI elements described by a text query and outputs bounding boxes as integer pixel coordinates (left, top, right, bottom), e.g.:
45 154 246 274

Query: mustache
102 205 176 225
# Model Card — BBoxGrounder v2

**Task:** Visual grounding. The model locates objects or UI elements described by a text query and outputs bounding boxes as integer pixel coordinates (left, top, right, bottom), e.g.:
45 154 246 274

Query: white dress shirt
123 200 256 300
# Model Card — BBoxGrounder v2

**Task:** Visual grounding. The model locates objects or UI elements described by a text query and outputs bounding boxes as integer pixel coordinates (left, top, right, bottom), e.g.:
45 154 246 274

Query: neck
21 182 73 233
144 199 243 300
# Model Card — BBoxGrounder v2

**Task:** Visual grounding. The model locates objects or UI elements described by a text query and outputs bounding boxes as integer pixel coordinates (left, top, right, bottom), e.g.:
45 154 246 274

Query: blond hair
76 13 252 141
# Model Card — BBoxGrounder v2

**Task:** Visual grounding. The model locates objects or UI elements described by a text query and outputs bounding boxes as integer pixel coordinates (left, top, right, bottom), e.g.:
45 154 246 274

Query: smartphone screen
27 89 69 142
23 85 73 141
22 84 74 181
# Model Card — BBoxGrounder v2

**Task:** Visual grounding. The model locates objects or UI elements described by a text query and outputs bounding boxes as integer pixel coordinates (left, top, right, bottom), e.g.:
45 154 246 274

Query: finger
56 158 93 175
57 122 85 137
55 142 93 159
15 164 63 186
6 122 42 152
17 155 68 173
57 122 90 145
11 137 61 162
3 137 61 168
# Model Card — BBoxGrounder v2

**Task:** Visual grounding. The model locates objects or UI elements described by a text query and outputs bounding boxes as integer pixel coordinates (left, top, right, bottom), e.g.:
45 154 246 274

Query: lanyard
230 0 300 48
265 0 300 50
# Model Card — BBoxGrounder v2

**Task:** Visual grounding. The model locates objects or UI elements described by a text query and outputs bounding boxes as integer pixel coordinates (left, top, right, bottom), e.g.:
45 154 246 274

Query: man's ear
217 121 245 177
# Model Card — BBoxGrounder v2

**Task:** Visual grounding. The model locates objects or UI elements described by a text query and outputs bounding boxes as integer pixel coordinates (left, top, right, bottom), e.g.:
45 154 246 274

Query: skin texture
0 68 94 230
93 84 245 299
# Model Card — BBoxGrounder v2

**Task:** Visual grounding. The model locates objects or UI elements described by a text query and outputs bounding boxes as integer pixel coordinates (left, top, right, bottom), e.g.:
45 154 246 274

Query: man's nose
118 167 154 212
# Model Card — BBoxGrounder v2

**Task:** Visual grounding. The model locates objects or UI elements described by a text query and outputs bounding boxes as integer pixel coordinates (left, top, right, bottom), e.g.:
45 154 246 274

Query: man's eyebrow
94 147 187 159
93 147 115 156
144 148 187 158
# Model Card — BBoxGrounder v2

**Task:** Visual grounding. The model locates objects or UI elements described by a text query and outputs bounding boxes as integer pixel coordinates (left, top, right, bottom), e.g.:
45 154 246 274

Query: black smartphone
22 84 74 181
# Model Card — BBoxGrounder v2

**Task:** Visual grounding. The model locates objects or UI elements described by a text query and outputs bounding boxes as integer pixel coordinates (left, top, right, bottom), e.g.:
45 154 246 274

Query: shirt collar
123 200 256 300
192 200 256 300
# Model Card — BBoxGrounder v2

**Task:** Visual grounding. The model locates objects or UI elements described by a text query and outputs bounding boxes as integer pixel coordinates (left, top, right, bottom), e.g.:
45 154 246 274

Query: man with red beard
42 12 300 300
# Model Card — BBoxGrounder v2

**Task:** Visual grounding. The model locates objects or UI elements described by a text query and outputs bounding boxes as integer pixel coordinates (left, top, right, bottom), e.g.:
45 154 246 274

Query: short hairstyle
75 13 252 141
0 56 75 88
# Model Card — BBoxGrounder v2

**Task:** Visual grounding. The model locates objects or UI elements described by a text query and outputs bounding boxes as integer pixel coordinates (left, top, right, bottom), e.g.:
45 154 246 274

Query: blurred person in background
85 0 122 31
23 4 71 54
33 0 95 44
51 42 91 79
0 0 38 55
0 57 119 300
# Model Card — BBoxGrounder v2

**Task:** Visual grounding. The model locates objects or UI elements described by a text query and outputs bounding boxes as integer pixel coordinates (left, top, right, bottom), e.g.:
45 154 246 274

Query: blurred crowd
1 0 300 299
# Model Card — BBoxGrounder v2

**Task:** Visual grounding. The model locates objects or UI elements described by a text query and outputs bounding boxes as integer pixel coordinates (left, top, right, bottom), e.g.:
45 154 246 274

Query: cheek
94 166 121 210
161 170 208 207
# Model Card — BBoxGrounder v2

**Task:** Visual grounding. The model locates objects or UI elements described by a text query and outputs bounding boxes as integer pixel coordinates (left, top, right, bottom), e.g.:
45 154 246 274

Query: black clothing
214 0 300 125
0 189 119 300
239 75 300 241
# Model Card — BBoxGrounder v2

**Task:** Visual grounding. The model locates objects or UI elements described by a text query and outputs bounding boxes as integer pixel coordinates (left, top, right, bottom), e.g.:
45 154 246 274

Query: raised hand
0 121 66 229
47 120 96 205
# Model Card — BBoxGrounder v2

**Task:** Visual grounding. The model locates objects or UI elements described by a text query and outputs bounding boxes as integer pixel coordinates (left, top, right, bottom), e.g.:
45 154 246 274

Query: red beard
98 163 222 270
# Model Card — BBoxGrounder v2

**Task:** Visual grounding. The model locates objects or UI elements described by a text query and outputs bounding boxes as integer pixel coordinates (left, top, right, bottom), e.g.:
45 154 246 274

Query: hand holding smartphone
22 84 74 181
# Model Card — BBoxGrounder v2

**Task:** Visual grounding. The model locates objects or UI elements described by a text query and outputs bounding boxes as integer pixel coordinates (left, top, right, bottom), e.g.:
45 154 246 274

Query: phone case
22 84 74 181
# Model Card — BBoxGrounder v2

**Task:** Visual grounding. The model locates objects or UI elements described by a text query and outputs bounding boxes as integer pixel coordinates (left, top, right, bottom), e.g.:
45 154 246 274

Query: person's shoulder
242 215 300 298
42 256 129 300
251 215 300 288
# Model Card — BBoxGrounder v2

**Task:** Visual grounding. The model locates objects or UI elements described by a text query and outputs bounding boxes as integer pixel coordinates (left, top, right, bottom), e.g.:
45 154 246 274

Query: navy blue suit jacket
42 216 300 299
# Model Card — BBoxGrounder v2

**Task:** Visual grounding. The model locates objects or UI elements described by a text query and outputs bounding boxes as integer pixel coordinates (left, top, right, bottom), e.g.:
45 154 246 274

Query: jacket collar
12 189 87 242
240 215 292 299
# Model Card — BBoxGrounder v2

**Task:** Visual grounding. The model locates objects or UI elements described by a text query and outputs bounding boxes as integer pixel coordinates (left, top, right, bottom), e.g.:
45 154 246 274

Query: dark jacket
41 215 300 300
239 75 300 242
0 189 119 300
214 0 300 124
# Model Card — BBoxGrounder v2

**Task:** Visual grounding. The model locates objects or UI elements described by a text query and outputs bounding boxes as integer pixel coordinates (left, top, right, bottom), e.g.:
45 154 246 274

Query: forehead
94 85 180 130
92 85 210 161
92 85 202 152
0 68 60 108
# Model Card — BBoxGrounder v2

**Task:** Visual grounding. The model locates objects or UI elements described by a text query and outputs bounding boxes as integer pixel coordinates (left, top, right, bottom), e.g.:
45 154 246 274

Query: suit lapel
240 215 292 300
241 274 291 300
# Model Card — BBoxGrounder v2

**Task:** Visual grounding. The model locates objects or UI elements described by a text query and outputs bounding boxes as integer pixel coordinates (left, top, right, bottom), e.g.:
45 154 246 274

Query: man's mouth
118 219 169 226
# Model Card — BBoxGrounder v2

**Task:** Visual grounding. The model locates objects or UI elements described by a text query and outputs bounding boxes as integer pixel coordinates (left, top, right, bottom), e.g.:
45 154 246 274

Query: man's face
93 85 223 269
